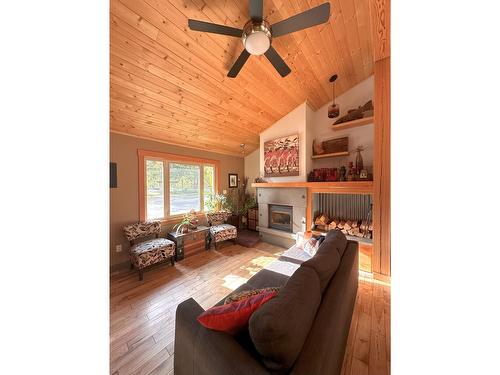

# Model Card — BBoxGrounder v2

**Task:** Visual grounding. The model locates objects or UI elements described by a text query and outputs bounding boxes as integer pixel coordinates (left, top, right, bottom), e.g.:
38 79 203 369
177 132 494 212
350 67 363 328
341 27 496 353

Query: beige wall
244 149 260 196
110 133 244 270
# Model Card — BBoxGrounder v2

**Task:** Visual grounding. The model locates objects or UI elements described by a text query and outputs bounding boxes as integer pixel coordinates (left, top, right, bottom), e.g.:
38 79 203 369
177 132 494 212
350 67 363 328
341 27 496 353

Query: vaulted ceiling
110 0 374 156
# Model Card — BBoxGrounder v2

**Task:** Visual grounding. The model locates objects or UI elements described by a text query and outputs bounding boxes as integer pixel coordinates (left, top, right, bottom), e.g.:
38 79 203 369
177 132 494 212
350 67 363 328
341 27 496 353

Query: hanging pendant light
328 74 340 118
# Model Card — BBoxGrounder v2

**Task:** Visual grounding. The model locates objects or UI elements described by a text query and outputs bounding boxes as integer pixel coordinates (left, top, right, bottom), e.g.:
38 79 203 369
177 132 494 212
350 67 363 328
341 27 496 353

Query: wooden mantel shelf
251 181 373 194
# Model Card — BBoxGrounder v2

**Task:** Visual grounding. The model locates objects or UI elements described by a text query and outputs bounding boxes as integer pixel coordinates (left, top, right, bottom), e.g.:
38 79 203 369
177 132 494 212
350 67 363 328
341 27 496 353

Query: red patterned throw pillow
224 287 281 304
197 290 278 334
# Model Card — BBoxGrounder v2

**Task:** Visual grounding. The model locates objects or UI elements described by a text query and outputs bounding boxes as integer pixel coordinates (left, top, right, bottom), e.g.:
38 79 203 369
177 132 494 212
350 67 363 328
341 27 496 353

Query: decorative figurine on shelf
328 74 340 118
347 162 356 181
254 176 267 183
355 145 365 174
307 171 315 182
359 169 369 180
333 100 373 125
312 138 325 155
339 166 347 181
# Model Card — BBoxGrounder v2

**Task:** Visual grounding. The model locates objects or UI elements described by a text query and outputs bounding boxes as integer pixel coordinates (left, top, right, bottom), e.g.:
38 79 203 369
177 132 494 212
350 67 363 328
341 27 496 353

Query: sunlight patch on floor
239 255 279 277
221 275 248 291
250 256 277 267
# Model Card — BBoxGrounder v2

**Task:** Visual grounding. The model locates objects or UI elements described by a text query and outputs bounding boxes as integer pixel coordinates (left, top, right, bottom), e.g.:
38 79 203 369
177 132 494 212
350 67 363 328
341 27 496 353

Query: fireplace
268 204 293 233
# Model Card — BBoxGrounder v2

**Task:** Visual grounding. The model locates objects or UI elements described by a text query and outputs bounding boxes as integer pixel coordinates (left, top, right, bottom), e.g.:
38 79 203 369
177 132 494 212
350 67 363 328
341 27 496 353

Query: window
146 160 165 219
139 150 219 221
169 163 201 215
204 165 215 211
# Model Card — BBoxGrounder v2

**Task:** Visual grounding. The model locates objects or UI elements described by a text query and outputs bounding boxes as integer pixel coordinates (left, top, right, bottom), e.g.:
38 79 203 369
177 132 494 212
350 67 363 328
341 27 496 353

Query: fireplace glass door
269 204 293 233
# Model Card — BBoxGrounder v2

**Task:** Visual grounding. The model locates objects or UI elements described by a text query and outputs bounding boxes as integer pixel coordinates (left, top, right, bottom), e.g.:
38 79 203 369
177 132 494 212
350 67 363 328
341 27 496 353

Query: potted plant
224 178 257 229
205 194 228 213
172 209 198 234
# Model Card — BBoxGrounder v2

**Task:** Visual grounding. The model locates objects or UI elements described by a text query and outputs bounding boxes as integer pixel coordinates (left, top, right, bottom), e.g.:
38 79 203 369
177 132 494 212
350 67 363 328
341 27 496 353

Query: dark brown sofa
174 230 359 375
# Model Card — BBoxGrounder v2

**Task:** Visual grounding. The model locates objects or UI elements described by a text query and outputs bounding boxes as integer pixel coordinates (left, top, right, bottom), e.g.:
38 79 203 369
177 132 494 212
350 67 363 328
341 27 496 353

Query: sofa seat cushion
130 238 175 269
249 266 322 372
210 224 237 242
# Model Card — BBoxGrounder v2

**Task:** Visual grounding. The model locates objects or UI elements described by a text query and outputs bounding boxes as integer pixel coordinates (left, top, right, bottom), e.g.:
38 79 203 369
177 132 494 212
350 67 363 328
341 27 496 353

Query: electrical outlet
116 244 122 253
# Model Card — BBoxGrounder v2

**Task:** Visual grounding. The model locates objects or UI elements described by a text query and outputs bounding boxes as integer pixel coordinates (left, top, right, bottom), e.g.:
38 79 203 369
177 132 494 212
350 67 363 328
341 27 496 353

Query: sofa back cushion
249 266 321 372
321 229 348 257
300 230 347 293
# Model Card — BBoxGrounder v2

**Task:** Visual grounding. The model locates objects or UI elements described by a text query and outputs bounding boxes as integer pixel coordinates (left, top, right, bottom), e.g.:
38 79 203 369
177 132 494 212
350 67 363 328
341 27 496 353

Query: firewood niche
314 214 373 239
312 193 373 242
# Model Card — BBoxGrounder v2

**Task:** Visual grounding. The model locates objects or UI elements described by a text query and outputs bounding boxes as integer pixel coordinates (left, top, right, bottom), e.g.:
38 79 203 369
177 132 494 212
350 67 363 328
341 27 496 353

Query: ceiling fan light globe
244 31 270 55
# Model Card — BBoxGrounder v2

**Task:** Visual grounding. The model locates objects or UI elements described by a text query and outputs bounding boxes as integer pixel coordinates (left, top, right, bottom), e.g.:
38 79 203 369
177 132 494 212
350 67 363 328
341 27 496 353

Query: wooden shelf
251 181 373 194
332 116 374 131
311 151 349 159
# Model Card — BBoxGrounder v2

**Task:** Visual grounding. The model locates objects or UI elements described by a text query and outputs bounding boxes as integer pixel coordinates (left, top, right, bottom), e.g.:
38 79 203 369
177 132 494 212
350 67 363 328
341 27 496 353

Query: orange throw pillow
197 290 278 335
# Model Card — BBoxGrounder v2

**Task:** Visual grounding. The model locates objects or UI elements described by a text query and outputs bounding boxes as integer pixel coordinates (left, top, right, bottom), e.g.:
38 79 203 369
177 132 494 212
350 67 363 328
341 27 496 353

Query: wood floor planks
110 241 390 375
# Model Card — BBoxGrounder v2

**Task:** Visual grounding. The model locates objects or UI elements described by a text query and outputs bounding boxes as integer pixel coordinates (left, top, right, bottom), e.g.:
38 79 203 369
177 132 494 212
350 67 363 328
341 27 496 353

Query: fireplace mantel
252 181 373 195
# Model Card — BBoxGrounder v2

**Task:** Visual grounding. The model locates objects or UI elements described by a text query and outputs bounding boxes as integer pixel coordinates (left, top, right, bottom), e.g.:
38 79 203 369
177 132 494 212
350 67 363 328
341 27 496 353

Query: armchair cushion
206 211 231 226
123 221 161 241
210 224 237 243
130 238 175 269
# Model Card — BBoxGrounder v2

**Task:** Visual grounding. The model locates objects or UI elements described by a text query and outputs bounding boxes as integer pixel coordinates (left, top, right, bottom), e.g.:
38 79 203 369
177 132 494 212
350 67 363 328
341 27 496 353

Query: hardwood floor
110 242 390 375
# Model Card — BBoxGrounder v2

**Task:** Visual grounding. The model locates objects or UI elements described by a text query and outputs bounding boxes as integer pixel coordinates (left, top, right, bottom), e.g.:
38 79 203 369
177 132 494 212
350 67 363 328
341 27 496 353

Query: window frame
138 149 220 223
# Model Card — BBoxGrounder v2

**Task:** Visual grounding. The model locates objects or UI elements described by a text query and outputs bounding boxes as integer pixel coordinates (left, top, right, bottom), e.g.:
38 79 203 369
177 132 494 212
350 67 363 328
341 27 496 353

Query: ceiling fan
188 1 331 78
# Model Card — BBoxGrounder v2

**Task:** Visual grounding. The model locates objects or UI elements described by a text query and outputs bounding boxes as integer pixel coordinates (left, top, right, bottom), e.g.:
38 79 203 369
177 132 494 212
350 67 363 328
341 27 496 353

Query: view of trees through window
146 160 164 219
169 163 200 215
204 166 215 211
145 158 216 220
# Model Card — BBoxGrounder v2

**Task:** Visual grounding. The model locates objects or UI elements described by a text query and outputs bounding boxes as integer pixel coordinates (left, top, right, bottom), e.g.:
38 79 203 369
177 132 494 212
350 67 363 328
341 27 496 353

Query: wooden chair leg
130 262 134 270
139 269 143 281
215 242 219 250
170 256 175 266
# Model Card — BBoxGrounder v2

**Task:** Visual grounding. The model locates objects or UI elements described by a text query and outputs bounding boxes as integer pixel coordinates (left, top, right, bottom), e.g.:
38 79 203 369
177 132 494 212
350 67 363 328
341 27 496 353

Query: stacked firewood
314 214 372 239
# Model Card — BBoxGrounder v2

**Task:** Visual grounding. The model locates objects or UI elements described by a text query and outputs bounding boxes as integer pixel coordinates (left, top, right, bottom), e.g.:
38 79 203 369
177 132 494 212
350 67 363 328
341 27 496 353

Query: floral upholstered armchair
123 221 176 280
205 211 237 250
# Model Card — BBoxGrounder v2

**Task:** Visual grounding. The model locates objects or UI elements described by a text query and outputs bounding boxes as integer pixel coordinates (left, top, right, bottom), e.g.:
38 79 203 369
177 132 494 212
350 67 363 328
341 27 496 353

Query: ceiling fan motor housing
242 20 272 55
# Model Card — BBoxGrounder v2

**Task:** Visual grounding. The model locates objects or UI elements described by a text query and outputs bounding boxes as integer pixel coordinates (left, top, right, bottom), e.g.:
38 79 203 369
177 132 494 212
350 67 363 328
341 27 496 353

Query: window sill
154 212 208 226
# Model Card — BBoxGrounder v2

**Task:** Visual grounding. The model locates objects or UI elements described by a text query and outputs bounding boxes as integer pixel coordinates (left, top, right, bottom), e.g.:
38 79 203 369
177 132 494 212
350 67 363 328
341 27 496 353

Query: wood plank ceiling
110 0 374 156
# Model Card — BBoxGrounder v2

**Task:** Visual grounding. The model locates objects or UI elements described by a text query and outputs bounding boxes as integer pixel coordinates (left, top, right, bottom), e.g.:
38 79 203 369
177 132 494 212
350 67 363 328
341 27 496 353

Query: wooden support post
371 0 391 276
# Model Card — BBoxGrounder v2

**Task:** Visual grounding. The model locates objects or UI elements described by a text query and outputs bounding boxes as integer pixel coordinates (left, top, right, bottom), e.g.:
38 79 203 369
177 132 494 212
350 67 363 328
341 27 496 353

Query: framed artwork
228 173 238 188
264 134 299 177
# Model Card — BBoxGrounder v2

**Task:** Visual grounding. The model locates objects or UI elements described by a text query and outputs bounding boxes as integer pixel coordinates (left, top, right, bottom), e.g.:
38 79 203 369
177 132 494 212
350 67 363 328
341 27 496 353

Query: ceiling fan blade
227 50 251 78
249 0 263 21
188 19 242 37
264 46 291 77
271 3 331 38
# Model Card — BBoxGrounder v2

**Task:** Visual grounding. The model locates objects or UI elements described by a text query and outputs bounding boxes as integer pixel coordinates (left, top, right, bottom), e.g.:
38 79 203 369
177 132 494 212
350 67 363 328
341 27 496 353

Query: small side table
167 226 210 261
247 207 258 231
